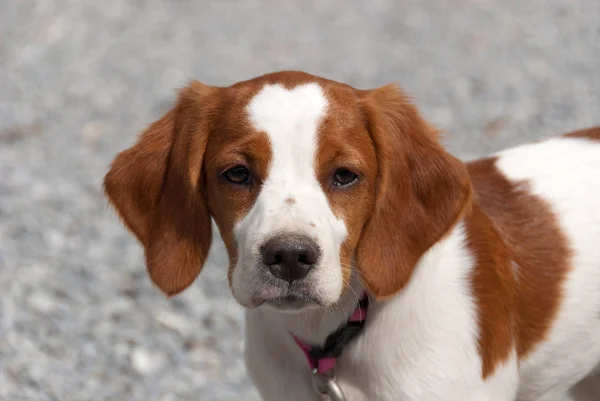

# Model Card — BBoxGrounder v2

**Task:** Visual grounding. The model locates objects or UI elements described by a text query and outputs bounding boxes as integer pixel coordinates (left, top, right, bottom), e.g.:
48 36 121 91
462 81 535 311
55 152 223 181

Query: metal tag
311 370 346 401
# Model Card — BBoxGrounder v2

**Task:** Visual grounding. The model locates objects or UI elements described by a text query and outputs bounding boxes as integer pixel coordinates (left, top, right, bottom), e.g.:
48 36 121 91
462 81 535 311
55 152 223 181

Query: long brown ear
357 85 472 299
103 82 219 296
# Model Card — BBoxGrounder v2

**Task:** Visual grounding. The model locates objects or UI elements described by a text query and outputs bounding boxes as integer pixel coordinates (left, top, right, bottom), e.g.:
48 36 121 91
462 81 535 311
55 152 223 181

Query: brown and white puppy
104 71 600 401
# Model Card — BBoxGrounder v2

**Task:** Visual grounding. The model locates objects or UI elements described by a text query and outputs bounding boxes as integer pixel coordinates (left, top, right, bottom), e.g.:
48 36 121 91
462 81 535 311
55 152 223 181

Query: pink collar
291 293 369 375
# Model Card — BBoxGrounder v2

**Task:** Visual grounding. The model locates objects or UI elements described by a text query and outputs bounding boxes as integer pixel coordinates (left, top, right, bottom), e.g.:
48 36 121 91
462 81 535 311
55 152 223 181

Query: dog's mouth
266 293 319 310
253 283 322 311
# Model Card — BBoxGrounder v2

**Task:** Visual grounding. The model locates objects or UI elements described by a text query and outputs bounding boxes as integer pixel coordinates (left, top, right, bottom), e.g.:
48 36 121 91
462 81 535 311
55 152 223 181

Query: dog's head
104 71 471 311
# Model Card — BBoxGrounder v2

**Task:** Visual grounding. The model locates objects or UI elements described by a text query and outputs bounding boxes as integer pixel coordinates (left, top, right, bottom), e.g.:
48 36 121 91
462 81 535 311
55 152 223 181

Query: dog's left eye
223 165 252 185
332 168 359 187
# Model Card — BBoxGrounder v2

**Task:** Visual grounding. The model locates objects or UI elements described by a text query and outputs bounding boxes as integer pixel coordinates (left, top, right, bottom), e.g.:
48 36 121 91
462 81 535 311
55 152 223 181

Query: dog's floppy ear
357 85 472 299
103 82 220 296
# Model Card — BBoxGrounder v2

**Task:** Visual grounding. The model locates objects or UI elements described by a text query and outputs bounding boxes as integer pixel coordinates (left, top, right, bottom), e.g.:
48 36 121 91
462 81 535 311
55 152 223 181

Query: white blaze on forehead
230 82 347 306
247 83 328 181
242 82 344 234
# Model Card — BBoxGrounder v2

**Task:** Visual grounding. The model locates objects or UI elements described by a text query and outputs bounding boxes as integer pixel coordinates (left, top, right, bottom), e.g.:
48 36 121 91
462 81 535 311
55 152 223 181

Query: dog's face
104 71 471 311
204 81 377 309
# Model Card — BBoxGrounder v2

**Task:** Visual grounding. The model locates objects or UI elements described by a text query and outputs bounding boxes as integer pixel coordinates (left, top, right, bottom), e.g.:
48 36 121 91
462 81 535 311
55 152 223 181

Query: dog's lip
265 294 320 310
253 284 322 310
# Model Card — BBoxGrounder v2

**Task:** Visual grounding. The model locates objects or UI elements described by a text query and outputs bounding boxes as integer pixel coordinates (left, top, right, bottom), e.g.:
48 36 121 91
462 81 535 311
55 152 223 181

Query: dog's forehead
247 83 328 131
245 83 328 172
213 72 364 152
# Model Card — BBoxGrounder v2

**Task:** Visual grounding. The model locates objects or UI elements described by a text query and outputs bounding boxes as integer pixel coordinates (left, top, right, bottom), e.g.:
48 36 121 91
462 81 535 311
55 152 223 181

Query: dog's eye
223 166 251 185
332 168 359 188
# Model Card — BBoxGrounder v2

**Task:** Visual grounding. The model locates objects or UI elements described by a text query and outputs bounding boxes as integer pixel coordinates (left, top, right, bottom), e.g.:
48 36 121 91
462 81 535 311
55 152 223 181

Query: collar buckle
311 369 347 401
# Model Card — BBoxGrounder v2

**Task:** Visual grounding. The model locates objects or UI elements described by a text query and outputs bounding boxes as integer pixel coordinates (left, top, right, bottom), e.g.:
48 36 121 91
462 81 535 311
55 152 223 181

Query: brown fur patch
464 203 516 378
467 156 571 375
353 85 473 298
204 130 272 285
103 82 220 296
563 126 600 141
315 84 378 290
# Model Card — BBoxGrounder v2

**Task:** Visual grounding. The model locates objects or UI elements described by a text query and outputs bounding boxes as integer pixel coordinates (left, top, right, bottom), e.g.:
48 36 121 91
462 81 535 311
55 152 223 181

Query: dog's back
468 128 600 400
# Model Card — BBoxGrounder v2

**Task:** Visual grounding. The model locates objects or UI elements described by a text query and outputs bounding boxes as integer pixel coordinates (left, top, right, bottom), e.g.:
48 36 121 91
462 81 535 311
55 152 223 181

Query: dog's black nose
261 235 320 283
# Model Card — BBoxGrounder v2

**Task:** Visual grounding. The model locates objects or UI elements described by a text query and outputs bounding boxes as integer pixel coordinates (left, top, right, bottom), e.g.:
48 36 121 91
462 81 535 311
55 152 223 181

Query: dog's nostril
297 246 318 265
261 234 320 283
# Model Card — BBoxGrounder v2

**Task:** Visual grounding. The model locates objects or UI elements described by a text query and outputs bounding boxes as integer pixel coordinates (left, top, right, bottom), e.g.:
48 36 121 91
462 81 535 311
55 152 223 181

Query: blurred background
0 1 598 400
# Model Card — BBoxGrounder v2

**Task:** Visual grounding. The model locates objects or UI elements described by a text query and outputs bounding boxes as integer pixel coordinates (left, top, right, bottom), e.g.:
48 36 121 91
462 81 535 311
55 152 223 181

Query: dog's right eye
223 166 252 185
332 168 359 188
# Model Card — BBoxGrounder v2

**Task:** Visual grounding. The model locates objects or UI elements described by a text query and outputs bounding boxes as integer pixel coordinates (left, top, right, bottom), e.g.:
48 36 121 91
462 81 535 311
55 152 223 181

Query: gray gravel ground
0 0 599 400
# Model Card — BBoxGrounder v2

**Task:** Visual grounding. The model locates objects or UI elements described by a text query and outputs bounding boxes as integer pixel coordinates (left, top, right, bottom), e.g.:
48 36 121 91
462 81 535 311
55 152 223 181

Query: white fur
231 83 348 308
242 130 600 400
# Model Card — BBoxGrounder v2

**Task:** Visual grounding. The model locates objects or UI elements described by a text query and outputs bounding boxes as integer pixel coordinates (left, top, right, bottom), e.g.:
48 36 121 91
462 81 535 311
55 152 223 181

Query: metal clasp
311 369 346 401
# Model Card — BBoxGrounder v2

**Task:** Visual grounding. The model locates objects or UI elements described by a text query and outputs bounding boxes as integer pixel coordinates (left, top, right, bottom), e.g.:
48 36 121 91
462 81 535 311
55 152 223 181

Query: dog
103 71 600 400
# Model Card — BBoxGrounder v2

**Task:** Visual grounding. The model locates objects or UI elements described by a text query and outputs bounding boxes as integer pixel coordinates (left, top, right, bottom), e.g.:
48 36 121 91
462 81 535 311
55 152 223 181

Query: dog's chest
246 226 511 400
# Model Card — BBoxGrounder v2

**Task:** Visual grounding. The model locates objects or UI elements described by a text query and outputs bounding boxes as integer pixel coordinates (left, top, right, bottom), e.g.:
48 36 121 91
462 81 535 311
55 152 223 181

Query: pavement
0 0 598 400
